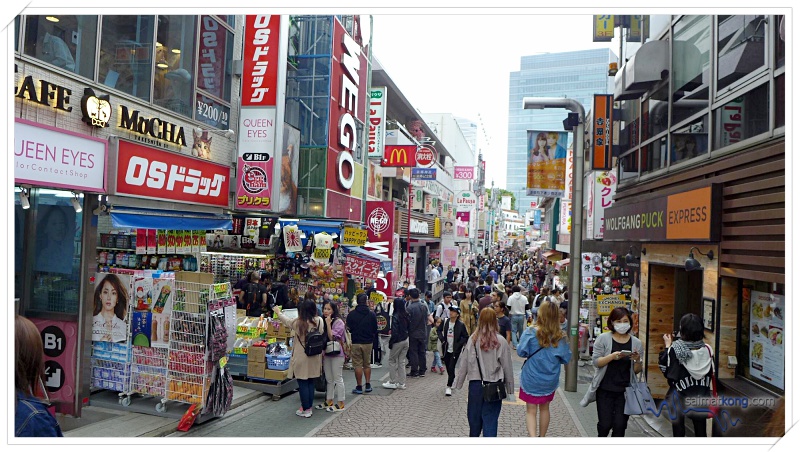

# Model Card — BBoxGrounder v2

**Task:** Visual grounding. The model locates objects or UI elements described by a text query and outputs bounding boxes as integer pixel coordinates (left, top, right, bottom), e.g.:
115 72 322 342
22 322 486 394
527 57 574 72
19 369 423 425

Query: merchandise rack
130 346 168 400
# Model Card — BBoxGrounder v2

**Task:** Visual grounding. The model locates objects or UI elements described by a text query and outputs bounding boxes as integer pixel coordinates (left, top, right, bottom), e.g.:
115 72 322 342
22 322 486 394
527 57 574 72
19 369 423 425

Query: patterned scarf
672 339 706 364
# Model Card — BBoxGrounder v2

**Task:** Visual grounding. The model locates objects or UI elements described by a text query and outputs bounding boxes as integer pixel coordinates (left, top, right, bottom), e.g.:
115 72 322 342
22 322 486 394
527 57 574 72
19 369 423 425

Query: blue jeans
467 380 502 437
511 314 526 347
432 350 443 368
297 378 316 411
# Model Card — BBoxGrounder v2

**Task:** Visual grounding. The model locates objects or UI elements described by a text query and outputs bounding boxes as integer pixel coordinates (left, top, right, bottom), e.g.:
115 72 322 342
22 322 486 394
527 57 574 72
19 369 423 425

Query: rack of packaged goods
157 280 235 413
90 269 136 405
97 229 205 273
200 252 273 285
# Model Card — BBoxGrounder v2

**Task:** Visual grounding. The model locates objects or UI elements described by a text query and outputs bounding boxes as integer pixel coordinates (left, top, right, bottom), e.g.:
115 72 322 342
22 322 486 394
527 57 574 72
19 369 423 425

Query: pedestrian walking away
659 313 715 437
274 301 323 418
346 293 378 394
517 300 572 437
507 285 527 349
453 307 515 437
580 307 644 436
384 297 410 390
405 288 429 378
437 305 469 395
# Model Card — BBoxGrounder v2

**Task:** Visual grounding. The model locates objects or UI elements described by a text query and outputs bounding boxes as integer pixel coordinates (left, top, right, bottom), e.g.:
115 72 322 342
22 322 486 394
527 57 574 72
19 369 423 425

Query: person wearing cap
437 304 469 396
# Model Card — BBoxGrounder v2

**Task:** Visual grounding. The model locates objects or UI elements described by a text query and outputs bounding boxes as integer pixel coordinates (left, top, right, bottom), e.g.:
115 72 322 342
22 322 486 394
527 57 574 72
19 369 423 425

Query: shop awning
110 207 232 230
542 251 558 258
556 258 570 267
279 219 344 235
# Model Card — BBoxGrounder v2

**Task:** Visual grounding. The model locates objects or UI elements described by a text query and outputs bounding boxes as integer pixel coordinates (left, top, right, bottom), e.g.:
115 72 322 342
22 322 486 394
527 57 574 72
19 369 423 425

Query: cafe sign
603 185 721 241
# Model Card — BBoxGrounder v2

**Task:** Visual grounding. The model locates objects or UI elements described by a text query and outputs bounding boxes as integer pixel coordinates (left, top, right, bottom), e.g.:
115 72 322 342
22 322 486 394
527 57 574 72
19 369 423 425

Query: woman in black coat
437 305 470 396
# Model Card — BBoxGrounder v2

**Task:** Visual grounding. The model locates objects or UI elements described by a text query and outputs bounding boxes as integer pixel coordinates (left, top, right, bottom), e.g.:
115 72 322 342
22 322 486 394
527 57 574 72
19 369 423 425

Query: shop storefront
396 209 441 296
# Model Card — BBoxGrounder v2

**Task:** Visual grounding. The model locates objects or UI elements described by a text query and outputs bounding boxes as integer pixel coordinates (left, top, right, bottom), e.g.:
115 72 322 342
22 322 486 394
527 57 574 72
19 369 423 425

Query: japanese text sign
592 95 614 170
344 255 380 279
198 16 228 100
342 227 368 246
453 166 475 180
242 15 280 106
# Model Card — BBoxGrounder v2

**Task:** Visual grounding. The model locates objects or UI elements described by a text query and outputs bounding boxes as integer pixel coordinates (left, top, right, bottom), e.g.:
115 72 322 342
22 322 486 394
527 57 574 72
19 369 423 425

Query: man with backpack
434 291 457 323
270 274 291 309
346 293 378 394
240 271 267 317
374 293 393 365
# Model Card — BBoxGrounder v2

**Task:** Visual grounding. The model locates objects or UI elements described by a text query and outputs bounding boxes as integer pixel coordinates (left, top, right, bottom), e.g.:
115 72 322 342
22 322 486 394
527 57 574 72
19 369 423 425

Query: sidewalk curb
557 388 588 437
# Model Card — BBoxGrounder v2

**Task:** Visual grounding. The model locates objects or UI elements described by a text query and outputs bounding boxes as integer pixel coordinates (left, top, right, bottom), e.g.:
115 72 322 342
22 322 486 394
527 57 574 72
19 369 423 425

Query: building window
99 15 156 101
196 16 234 104
775 15 785 69
671 15 710 125
642 84 669 142
716 15 767 93
775 74 785 129
154 16 196 118
298 188 325 217
738 281 784 394
641 136 667 174
619 150 640 181
670 115 708 164
23 15 98 80
712 83 769 151
298 147 327 190
15 16 20 52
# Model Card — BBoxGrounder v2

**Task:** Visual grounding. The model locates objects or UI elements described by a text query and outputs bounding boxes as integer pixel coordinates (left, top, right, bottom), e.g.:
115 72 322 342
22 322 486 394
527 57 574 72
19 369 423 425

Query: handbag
324 319 342 356
624 360 657 415
474 341 506 402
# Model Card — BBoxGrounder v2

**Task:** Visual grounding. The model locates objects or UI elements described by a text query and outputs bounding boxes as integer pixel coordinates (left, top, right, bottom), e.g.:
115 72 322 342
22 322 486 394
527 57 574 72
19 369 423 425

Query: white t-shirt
446 322 455 353
508 292 528 316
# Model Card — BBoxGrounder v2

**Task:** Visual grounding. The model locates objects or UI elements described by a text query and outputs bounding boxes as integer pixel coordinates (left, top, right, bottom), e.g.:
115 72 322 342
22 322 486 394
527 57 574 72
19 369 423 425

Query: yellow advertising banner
593 15 615 42
313 248 332 260
597 294 630 316
342 227 368 246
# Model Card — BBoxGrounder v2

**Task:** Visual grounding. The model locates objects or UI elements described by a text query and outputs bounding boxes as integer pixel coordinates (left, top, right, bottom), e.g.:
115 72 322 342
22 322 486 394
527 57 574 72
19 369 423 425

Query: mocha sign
603 185 721 242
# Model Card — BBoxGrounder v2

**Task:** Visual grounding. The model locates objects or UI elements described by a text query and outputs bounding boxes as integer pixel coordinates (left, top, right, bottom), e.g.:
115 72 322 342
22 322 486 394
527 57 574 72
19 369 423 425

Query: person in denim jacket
15 315 63 437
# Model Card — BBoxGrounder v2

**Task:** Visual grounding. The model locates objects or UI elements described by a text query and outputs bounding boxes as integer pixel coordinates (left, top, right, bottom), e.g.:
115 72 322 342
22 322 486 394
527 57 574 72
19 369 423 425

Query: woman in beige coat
459 290 479 335
275 300 323 418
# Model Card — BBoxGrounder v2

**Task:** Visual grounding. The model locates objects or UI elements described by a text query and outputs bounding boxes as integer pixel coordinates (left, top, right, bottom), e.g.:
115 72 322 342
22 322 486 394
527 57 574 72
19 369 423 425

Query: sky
370 14 619 190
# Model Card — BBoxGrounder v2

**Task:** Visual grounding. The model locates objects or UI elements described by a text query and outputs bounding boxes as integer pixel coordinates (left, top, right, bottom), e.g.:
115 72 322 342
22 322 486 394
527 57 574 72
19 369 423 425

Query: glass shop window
712 83 770 151
23 15 98 79
98 15 156 101
738 281 784 394
717 15 767 93
154 15 197 118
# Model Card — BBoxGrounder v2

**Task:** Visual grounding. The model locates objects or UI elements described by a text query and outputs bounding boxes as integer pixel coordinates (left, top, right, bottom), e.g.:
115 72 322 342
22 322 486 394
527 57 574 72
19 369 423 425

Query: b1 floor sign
32 319 78 415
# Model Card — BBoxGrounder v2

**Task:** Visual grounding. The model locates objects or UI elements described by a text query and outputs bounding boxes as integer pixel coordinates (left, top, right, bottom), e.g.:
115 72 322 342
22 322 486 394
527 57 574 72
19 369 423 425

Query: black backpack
244 283 261 315
301 318 326 356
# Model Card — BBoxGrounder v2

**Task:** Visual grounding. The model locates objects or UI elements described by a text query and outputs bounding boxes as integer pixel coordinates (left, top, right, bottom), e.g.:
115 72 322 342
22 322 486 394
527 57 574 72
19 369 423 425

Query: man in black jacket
437 306 469 395
405 288 430 378
346 293 378 394
270 274 290 309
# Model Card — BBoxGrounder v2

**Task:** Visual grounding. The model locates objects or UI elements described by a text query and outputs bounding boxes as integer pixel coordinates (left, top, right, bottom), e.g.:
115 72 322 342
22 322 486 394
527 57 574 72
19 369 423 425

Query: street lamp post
522 97 585 393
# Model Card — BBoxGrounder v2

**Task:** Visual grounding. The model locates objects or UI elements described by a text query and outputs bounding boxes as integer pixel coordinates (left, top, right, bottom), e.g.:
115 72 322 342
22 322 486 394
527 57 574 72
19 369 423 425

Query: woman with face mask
579 307 644 437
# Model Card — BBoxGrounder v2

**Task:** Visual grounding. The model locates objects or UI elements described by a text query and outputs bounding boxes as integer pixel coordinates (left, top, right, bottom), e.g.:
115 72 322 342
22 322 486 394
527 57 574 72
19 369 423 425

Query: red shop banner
241 15 281 107
115 140 229 207
197 16 228 100
365 201 395 297
344 255 380 279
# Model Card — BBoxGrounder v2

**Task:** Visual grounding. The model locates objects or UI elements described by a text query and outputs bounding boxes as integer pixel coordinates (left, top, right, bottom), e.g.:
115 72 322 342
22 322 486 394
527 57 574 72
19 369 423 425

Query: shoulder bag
474 340 507 402
324 318 342 356
624 360 657 415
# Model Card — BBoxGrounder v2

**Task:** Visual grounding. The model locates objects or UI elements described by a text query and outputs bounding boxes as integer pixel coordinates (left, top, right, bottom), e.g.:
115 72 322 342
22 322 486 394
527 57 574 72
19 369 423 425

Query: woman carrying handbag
659 313 715 437
580 307 644 437
517 300 572 437
453 307 515 437
315 300 347 412
275 300 323 418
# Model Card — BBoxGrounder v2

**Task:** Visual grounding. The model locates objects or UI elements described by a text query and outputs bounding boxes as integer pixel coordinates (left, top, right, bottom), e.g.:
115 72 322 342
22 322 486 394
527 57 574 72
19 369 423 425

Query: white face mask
613 322 630 334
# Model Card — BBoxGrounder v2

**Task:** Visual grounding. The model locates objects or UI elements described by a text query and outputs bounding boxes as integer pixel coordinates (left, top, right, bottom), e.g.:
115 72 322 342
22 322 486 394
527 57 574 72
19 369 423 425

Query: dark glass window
642 136 667 174
775 15 785 69
99 15 156 101
670 115 708 164
717 15 767 92
672 16 710 125
197 16 234 103
154 16 196 118
713 83 770 150
23 15 98 79
775 75 784 128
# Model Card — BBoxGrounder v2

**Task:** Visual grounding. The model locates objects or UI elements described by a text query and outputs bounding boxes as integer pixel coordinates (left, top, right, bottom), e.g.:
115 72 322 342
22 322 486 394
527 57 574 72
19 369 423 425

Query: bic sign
382 145 416 167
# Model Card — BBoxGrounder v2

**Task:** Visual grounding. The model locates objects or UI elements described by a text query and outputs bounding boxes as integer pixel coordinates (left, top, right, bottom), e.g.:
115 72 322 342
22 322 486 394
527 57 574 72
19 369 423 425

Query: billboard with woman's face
526 130 569 198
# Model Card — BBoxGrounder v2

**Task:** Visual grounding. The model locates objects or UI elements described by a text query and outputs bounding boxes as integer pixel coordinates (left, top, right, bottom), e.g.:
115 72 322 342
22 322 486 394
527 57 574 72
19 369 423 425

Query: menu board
748 290 784 390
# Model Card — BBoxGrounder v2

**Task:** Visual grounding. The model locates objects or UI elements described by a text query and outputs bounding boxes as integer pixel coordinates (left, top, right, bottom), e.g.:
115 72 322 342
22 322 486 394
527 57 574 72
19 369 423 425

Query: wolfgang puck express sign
603 185 721 241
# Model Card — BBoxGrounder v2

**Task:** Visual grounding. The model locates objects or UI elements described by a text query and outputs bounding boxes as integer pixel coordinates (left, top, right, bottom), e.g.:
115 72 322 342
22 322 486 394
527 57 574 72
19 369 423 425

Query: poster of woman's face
279 124 301 215
91 273 132 343
35 204 75 275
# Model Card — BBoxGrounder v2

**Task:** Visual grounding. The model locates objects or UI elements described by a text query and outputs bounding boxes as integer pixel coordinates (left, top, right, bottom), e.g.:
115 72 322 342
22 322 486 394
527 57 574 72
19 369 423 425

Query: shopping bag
314 368 327 393
177 404 200 432
624 361 656 415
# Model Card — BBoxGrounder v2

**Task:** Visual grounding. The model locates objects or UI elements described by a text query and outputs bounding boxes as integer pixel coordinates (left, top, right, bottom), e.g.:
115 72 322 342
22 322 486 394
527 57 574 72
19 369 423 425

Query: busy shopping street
11 11 786 442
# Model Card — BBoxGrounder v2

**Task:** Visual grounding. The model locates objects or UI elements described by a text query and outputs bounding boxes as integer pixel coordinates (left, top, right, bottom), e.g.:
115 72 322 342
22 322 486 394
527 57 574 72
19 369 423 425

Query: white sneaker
296 408 312 418
382 381 398 389
445 387 452 396
396 383 407 390
370 363 382 368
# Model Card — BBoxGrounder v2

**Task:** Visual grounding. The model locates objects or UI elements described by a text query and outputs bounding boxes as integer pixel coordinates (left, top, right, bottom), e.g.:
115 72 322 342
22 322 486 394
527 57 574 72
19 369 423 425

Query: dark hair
93 274 128 321
494 300 508 315
407 288 420 299
323 300 341 322
678 313 705 341
296 299 319 340
16 315 44 396
393 297 410 325
425 290 432 297
607 307 633 331
280 274 290 282
356 293 368 305
443 291 453 298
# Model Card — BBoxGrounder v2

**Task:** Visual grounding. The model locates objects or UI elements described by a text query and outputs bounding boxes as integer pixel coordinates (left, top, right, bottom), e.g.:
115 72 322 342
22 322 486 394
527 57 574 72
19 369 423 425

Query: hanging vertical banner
198 16 229 101
442 247 459 268
238 15 282 211
560 200 572 234
586 172 596 239
423 194 438 215
368 87 387 158
365 201 395 297
593 15 615 42
367 160 383 199
526 130 568 197
283 225 303 252
592 170 618 239
277 123 300 214
564 147 574 201
592 94 614 170
456 211 471 239
412 187 424 210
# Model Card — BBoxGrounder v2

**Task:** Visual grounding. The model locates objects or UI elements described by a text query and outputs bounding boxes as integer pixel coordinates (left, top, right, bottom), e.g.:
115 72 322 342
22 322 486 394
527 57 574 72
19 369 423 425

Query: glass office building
506 49 615 217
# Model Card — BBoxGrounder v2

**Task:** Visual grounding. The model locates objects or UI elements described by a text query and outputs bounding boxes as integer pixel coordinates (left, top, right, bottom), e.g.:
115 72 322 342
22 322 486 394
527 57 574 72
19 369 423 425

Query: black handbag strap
474 340 486 383
523 345 545 369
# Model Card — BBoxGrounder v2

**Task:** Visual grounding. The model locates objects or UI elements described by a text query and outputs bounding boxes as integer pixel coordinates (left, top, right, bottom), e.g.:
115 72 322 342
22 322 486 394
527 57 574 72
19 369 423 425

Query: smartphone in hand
618 350 633 357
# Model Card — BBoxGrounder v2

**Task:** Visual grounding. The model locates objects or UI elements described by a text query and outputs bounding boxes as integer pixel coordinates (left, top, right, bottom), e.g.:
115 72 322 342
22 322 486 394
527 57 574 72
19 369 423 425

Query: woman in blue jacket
517 300 571 437
15 315 63 437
